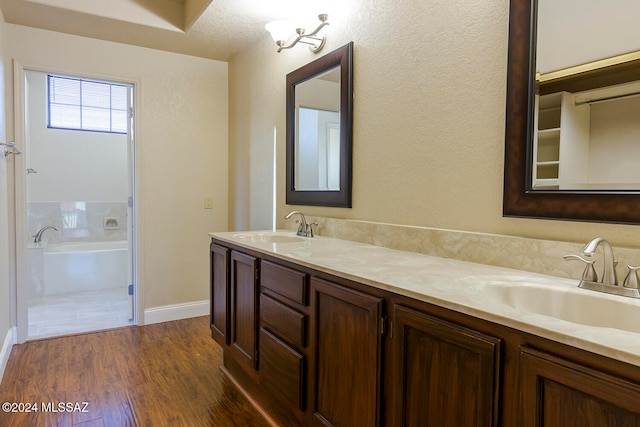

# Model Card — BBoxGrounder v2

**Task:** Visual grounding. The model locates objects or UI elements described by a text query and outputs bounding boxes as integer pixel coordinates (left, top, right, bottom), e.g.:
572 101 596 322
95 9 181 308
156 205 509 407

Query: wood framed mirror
286 42 353 207
503 0 640 224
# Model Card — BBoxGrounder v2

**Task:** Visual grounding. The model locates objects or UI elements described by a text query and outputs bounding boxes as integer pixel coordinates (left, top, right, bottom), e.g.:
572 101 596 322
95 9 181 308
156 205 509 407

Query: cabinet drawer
261 260 307 305
259 328 306 412
260 294 306 348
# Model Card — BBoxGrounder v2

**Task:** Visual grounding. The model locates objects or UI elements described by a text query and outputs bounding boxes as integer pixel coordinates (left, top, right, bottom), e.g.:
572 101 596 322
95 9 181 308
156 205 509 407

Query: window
48 75 128 134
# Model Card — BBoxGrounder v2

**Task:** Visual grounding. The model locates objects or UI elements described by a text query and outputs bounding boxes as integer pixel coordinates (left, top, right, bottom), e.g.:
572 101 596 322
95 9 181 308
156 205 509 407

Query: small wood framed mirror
286 42 354 207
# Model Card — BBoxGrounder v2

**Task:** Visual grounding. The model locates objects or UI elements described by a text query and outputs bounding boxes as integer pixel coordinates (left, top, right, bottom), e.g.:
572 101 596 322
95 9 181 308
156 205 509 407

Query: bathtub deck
28 287 133 339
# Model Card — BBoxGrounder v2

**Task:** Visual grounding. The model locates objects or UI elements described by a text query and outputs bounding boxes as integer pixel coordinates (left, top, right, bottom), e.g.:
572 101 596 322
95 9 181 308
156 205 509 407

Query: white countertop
210 230 640 367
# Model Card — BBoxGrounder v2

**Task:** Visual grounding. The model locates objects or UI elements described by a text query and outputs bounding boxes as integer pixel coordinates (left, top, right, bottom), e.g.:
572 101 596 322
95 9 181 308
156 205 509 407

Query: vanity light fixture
265 14 329 53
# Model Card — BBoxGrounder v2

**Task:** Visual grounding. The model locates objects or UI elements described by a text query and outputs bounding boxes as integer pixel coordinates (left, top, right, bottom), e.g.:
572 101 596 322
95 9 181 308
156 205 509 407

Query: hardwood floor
0 316 272 427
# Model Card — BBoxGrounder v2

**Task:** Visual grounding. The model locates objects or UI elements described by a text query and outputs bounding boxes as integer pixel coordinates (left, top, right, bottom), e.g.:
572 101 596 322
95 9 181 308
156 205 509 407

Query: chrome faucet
284 211 316 237
33 226 59 243
581 237 617 286
565 237 640 299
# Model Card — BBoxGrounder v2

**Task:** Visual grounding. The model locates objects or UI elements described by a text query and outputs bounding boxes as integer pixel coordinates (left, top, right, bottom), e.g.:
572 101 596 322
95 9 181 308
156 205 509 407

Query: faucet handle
308 222 319 237
623 265 640 289
563 254 598 282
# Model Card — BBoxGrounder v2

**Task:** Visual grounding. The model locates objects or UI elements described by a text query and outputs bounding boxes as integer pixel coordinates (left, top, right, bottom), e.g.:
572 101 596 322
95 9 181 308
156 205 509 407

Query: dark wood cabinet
210 237 640 427
310 277 384 427
209 242 230 346
210 244 260 374
520 347 640 427
390 304 501 427
228 250 259 371
258 259 310 426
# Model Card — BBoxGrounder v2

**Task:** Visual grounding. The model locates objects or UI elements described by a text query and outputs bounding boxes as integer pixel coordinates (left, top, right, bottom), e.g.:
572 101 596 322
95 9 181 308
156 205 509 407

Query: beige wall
6 25 229 314
229 0 640 249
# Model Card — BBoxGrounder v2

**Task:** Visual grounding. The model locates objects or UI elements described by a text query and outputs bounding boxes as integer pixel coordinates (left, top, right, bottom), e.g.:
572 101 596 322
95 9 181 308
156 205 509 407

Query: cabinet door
229 251 259 370
310 277 384 427
259 328 306 412
520 347 640 427
392 305 501 427
210 242 230 346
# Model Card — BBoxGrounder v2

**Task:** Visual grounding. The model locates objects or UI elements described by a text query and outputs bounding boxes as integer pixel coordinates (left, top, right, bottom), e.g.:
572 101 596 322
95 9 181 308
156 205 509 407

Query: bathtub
43 240 129 295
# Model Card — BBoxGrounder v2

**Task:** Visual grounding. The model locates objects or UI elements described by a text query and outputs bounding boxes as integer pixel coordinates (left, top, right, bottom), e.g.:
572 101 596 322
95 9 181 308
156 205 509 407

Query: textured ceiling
0 0 331 61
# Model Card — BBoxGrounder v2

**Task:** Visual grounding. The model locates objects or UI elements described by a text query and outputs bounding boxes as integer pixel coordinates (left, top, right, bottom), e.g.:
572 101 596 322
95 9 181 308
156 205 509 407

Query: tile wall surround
286 216 640 281
27 201 128 243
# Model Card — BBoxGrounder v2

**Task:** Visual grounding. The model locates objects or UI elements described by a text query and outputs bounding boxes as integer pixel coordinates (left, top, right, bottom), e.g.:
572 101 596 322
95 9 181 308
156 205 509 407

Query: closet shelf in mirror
538 129 560 138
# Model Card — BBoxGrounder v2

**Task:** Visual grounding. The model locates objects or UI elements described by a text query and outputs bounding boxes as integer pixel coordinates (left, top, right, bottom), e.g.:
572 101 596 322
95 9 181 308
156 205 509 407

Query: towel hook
1 142 22 157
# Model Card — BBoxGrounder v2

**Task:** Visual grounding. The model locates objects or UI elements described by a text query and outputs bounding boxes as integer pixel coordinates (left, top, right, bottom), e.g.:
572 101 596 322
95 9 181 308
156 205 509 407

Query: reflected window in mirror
502 0 640 223
286 42 353 207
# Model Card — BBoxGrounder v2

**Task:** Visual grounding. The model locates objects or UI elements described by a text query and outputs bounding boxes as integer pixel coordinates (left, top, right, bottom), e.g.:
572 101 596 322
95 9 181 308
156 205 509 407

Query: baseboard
0 327 16 383
220 366 279 427
144 300 209 325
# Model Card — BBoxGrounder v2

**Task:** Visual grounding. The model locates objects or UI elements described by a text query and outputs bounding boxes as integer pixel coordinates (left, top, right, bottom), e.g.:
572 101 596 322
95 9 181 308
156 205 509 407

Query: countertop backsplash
284 216 640 282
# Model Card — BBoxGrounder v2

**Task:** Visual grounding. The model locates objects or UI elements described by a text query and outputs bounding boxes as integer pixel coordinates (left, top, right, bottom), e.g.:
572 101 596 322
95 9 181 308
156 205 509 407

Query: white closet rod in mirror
575 91 640 106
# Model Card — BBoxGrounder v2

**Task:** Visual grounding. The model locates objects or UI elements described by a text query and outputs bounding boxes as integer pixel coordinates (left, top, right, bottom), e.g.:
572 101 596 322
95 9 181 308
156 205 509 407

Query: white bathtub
43 240 129 295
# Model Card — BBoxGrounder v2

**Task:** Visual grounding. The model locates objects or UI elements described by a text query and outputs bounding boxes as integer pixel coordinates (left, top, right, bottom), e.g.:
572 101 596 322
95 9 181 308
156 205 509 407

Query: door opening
16 69 137 341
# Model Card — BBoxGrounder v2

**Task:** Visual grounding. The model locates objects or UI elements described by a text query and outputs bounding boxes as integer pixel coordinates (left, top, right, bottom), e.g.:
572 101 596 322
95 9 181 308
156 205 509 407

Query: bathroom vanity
209 231 640 427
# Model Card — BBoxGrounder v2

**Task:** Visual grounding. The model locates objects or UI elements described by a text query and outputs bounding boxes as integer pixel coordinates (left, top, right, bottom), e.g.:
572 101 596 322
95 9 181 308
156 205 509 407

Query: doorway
17 69 137 340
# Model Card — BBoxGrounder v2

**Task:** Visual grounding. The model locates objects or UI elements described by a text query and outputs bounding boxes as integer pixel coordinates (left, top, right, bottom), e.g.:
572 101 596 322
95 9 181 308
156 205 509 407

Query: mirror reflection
295 67 341 191
533 0 640 191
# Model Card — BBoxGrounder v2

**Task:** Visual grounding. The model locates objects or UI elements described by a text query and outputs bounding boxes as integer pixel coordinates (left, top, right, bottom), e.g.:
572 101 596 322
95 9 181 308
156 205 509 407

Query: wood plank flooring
0 316 271 427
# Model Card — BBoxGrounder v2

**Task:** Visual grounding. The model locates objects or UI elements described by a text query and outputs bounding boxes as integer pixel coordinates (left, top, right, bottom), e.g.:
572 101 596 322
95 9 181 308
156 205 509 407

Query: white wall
588 97 640 185
6 25 228 315
25 71 128 202
296 78 340 191
537 0 640 73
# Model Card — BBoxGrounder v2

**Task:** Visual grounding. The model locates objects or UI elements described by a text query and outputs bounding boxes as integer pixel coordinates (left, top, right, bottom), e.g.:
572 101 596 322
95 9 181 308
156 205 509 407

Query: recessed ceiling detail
0 0 342 60
23 0 211 32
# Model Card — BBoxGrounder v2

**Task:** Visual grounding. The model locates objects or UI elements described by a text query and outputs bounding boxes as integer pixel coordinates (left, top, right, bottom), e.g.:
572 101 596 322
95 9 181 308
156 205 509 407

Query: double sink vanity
206 0 640 423
209 228 640 427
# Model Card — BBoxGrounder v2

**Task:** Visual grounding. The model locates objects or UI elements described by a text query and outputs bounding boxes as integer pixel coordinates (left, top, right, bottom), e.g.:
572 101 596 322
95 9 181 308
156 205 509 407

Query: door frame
12 61 144 342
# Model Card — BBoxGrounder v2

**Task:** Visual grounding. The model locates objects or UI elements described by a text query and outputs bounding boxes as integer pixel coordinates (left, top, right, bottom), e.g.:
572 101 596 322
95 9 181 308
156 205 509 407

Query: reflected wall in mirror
503 0 640 223
286 42 353 207
295 68 341 191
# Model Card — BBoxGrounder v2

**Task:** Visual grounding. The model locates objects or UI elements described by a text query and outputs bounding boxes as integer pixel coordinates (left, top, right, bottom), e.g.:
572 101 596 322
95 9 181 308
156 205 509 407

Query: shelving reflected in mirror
503 0 640 223
533 1 640 191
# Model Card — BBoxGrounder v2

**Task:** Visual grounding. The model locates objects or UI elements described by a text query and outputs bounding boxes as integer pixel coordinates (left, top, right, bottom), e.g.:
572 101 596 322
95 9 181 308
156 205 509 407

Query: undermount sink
480 281 640 334
232 232 305 244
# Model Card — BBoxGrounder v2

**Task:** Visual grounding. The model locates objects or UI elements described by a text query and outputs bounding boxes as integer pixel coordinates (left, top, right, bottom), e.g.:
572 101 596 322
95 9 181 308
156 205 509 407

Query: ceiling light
265 14 329 53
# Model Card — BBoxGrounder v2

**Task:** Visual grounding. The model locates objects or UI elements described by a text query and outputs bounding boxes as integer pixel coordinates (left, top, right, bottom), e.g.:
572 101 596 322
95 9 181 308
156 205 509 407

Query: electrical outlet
204 196 214 209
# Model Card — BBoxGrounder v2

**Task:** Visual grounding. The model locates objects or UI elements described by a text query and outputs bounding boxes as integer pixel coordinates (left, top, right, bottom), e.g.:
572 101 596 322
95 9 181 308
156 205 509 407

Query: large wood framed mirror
503 0 640 223
286 42 353 207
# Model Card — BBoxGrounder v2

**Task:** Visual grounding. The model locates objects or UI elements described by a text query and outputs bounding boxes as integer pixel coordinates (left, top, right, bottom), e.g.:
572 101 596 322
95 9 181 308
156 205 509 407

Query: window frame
47 74 129 135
